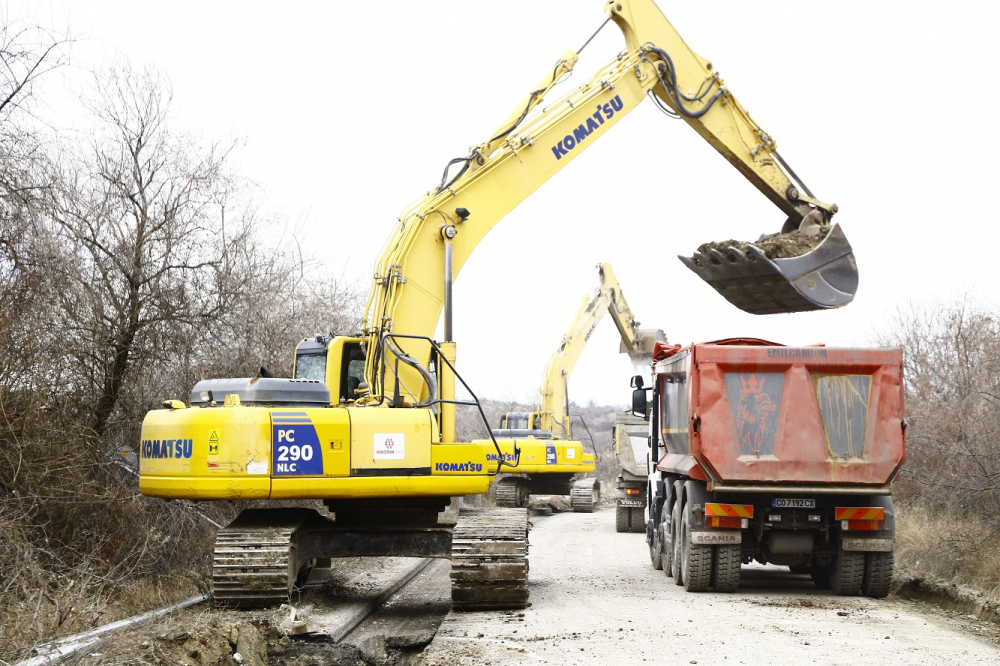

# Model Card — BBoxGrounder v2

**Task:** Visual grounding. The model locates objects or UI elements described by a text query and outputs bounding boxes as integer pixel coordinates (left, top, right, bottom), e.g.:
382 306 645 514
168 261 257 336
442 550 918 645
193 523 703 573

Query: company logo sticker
374 433 405 460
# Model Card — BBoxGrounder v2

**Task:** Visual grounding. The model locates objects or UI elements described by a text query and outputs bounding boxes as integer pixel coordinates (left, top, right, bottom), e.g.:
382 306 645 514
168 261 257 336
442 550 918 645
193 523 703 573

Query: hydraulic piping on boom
488 264 666 512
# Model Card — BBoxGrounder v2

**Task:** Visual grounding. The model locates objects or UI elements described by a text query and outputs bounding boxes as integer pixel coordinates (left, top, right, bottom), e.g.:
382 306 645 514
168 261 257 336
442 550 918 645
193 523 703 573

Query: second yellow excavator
484 263 665 512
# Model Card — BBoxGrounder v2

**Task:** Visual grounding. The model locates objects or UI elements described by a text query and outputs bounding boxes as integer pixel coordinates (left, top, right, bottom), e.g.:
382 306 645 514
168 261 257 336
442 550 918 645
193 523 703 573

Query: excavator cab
293 335 366 403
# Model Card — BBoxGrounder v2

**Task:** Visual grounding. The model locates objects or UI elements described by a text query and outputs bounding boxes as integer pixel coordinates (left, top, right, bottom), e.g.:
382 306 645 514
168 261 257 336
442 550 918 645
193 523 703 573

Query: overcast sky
21 0 1000 408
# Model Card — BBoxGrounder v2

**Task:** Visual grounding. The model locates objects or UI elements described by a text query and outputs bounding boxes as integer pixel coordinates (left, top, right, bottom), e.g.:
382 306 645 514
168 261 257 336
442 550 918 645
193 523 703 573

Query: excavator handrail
374 333 520 474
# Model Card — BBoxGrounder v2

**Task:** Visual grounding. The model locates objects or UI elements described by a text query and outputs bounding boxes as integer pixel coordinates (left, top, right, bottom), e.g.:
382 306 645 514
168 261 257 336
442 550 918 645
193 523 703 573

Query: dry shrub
0 59 361 660
877 300 1000 596
0 407 224 659
896 507 1000 595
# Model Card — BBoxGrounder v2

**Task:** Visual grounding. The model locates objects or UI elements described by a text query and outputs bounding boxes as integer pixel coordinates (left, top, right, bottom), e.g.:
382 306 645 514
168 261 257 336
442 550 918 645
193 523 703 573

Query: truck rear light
705 503 753 518
768 514 781 522
841 519 884 531
706 516 746 529
625 488 641 496
808 514 822 522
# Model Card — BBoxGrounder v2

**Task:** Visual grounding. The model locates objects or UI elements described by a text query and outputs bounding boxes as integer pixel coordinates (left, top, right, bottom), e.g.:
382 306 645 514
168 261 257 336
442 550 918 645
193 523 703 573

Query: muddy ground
26 509 1000 666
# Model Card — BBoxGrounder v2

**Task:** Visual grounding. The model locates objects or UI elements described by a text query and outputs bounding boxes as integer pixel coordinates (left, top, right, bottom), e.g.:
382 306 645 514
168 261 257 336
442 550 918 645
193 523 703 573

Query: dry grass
896 505 1000 596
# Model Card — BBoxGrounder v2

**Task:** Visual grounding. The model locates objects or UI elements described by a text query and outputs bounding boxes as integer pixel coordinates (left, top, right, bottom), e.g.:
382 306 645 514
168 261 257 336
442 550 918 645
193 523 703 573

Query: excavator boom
362 0 857 407
535 263 664 438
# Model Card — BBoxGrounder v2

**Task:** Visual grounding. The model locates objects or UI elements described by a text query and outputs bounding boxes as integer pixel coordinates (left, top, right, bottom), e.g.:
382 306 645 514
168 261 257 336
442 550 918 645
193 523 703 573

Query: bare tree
876 301 1000 589
878 301 1000 514
46 66 263 438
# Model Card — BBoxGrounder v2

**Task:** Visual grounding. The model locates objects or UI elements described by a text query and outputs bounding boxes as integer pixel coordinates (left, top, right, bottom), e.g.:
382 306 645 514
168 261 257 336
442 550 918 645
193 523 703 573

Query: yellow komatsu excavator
484 263 664 512
138 0 858 611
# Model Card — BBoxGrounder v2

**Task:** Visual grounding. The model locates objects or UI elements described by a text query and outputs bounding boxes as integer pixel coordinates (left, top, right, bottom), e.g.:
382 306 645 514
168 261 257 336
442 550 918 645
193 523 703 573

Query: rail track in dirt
14 556 452 666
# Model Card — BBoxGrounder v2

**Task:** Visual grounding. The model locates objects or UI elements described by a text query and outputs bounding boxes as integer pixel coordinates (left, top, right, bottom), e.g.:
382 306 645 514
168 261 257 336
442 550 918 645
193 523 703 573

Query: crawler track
570 478 599 512
451 507 529 611
495 477 523 508
212 514 308 607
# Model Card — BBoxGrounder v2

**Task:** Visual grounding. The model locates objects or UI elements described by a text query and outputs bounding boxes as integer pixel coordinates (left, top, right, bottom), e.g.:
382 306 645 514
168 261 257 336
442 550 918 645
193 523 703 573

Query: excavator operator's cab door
293 335 365 404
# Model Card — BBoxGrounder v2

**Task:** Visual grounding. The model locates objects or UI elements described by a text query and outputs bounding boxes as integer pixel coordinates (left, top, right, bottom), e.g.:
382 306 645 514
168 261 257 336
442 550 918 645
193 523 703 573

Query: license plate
772 498 816 509
842 538 892 552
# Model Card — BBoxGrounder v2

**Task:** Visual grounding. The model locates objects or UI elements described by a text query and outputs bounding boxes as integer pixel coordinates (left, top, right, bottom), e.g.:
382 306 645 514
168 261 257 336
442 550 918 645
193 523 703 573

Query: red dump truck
636 338 905 596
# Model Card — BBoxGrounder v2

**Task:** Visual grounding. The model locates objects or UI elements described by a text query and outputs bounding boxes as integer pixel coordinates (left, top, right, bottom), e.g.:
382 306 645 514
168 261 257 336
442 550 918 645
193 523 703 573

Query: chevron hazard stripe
705 503 753 518
835 507 885 520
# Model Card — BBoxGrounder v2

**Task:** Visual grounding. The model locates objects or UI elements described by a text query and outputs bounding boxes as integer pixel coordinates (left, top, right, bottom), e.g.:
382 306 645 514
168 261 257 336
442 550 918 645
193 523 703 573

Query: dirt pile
63 610 427 666
697 226 829 260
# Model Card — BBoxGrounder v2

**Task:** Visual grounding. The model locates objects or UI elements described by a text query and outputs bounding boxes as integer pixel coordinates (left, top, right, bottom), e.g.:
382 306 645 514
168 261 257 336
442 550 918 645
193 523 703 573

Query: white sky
21 0 1000 408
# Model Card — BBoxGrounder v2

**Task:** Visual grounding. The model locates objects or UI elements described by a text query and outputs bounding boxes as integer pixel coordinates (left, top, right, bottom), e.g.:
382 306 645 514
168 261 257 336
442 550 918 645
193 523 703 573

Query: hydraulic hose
384 336 438 408
645 45 723 120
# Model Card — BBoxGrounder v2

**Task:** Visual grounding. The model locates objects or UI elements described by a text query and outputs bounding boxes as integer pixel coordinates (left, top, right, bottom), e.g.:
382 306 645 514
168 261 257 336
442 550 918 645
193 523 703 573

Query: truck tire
670 501 683 584
681 500 712 592
630 508 645 533
649 512 664 571
712 544 741 592
830 547 865 596
616 505 630 533
809 566 831 589
658 508 672 573
862 551 894 599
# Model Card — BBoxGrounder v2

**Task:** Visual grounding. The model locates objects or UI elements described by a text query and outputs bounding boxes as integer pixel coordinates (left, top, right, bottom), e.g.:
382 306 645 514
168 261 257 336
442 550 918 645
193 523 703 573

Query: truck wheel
649 512 664 570
659 508 672 573
712 544 741 592
681 500 712 592
670 501 683 584
862 551 894 599
616 506 630 533
829 547 865 596
630 508 645 533
809 566 831 589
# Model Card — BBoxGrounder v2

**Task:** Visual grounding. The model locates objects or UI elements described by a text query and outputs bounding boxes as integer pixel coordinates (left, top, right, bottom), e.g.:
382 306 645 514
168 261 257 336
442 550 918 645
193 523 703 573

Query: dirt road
421 510 1000 665
38 509 1000 665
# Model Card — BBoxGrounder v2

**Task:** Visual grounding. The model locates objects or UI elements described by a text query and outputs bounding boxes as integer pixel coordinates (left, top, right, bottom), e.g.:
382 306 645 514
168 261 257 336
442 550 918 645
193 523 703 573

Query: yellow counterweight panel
271 443 489 499
270 408 351 478
349 407 436 473
476 438 596 475
139 405 272 500
141 404 489 499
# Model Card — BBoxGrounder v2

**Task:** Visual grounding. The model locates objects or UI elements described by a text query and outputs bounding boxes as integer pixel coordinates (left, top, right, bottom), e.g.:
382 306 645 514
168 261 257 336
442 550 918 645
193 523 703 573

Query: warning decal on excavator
208 430 220 456
271 412 323 475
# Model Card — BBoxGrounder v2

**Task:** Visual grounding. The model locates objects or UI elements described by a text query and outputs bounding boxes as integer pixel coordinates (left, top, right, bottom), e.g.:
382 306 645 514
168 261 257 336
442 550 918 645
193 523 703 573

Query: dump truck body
613 413 650 533
643 339 905 596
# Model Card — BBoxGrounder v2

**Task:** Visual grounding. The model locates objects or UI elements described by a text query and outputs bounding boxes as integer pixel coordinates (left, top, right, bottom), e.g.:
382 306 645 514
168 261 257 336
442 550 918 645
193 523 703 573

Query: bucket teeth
679 223 858 315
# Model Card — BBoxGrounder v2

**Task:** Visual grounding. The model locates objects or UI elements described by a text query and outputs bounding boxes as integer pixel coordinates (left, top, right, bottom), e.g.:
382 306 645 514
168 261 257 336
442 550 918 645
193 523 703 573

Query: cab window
340 343 366 402
294 353 326 382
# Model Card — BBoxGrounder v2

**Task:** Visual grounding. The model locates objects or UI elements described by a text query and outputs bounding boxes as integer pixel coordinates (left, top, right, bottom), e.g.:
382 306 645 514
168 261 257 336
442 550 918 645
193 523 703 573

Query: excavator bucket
678 223 858 315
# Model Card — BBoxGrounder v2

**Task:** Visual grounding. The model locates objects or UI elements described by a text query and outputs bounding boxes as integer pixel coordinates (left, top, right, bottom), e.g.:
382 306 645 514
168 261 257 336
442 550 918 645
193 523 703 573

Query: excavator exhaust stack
678 223 858 315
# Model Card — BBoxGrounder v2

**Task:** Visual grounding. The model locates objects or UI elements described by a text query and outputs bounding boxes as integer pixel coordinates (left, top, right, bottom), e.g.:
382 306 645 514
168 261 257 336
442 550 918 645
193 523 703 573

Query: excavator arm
535 263 665 438
361 0 858 408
